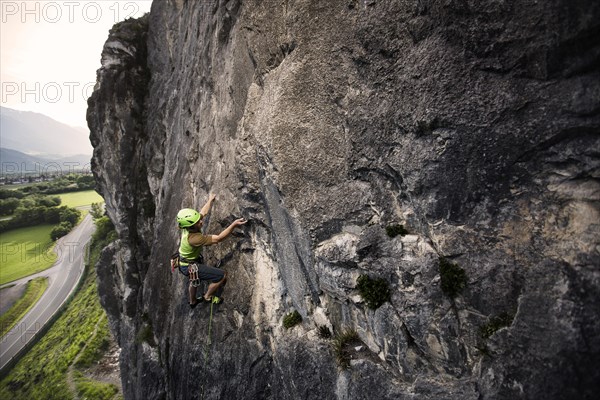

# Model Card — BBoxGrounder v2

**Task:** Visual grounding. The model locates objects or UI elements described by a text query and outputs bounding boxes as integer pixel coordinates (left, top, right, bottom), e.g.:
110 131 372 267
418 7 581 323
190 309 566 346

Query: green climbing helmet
177 208 202 228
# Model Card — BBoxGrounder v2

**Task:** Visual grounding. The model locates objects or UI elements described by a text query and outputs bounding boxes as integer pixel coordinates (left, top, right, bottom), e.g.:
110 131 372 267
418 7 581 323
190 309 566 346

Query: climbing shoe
189 301 200 309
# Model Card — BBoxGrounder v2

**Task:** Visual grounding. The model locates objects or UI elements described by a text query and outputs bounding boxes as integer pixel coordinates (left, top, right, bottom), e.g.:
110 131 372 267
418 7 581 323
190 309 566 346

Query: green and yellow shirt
179 230 211 265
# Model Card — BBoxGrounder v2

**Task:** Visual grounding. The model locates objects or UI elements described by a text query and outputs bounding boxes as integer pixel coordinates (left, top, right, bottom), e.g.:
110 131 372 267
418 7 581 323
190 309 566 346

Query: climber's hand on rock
234 218 247 226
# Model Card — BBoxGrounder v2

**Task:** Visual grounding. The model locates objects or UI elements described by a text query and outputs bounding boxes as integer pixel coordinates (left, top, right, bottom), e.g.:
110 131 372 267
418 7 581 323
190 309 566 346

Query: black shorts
179 263 224 283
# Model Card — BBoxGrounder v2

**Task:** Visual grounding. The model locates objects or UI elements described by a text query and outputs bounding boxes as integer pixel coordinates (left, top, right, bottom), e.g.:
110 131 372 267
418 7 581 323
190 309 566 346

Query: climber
176 194 247 308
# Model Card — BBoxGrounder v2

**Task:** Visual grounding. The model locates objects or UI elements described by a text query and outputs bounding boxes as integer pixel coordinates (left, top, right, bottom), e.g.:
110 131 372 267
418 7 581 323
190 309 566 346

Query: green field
57 191 104 209
0 225 57 285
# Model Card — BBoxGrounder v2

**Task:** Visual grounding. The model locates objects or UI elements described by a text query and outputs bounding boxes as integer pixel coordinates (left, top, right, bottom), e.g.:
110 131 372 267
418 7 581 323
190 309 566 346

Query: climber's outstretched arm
207 218 247 245
200 193 216 217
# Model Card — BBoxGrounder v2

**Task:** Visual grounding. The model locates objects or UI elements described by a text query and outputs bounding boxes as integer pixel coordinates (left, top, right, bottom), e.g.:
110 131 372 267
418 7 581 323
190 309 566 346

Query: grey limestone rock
87 1 600 399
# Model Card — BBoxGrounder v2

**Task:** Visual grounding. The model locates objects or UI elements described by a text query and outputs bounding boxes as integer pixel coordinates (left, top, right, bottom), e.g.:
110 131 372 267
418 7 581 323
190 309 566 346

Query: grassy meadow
0 225 57 285
57 190 103 209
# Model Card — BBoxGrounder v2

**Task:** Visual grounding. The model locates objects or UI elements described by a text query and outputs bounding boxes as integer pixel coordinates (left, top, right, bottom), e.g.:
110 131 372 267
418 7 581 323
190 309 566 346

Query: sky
1 0 153 129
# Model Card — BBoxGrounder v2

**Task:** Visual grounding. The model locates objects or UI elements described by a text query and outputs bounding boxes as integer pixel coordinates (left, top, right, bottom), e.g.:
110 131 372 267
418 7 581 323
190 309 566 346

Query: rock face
87 1 600 399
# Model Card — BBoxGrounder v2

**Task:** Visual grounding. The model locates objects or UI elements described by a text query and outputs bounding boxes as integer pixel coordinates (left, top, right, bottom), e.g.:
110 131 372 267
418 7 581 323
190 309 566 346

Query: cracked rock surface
87 1 600 399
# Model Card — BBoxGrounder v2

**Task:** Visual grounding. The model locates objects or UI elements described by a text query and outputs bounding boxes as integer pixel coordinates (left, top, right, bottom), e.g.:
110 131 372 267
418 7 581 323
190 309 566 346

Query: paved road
0 214 95 372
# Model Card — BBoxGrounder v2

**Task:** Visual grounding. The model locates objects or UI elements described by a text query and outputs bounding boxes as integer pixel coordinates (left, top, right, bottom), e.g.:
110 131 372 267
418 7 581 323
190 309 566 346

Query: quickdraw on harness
189 263 201 287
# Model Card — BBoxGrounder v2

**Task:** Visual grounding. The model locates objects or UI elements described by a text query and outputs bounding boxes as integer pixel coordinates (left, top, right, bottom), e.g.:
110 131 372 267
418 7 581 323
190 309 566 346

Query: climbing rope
200 299 216 400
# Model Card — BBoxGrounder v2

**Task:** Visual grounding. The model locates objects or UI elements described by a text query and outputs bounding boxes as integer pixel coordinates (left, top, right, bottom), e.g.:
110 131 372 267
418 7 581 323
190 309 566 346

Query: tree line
0 173 100 240
0 191 82 241
0 173 95 198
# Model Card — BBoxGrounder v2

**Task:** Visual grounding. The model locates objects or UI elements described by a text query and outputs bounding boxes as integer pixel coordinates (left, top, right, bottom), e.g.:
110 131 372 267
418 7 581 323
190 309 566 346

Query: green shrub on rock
356 275 391 309
283 310 302 329
439 257 467 297
318 325 332 339
386 224 409 238
332 330 360 369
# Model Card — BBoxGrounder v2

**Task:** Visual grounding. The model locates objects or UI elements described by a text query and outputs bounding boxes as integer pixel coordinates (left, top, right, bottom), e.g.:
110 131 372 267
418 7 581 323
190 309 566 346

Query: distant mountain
0 107 93 156
0 147 91 175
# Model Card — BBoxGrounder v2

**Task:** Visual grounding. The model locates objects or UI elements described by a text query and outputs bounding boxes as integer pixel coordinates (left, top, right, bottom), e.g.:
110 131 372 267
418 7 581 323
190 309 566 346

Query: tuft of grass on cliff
0 217 118 400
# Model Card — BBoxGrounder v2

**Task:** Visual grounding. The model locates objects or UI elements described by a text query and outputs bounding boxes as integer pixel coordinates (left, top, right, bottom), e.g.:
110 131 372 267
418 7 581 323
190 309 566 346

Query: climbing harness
200 297 218 400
